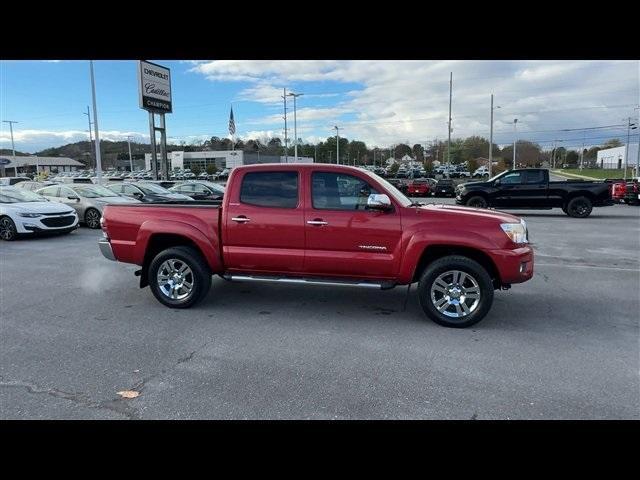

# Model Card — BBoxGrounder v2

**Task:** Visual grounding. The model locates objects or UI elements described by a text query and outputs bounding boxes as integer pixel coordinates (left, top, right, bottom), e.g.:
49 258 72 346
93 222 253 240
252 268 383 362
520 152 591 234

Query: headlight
500 219 528 244
19 213 42 218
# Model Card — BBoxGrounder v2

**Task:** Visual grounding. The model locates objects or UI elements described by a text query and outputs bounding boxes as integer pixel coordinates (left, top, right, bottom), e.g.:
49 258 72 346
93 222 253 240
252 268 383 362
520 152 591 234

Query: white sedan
0 186 79 241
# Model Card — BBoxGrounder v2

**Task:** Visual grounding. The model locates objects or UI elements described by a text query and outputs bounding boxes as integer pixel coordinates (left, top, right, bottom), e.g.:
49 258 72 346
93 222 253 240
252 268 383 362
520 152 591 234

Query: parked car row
0 186 79 240
1 178 227 240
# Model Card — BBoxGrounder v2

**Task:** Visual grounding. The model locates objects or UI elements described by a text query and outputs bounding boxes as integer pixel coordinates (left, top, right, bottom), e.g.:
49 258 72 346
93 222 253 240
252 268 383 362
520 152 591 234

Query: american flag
229 106 236 136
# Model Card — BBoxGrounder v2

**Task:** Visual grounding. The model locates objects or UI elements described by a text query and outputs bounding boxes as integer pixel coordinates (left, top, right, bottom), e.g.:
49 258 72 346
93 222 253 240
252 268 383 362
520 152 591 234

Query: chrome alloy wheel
430 270 481 318
157 259 194 300
85 209 101 228
0 217 16 240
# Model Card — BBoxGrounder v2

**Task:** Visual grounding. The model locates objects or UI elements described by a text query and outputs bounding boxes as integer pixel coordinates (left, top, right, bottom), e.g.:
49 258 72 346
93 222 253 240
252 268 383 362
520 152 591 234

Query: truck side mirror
367 194 392 211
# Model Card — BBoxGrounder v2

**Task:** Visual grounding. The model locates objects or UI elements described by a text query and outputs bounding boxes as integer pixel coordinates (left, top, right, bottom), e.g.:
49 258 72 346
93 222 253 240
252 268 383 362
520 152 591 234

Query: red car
405 179 431 197
605 178 627 203
99 164 534 328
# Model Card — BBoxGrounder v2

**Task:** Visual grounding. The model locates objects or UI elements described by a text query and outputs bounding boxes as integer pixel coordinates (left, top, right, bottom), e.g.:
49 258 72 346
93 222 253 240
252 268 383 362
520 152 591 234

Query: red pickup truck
99 164 534 328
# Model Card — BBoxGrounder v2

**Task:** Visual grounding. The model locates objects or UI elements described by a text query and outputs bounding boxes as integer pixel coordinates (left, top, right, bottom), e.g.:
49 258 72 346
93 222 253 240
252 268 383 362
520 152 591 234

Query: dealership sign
138 60 172 113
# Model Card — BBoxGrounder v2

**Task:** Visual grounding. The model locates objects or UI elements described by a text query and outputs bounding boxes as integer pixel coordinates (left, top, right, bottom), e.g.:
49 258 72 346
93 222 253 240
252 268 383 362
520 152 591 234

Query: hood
419 203 522 224
458 180 491 188
1 201 75 215
143 193 194 202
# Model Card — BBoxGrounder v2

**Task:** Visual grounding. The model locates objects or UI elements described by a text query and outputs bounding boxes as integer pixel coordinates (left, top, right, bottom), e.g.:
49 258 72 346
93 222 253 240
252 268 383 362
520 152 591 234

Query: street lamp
512 118 518 170
489 95 500 177
623 116 638 180
334 126 340 165
126 136 134 173
287 92 303 162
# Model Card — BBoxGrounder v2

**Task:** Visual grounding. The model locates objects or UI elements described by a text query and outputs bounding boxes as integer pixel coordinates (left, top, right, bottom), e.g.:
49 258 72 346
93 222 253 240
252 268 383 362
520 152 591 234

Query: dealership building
596 144 639 169
0 155 84 176
144 150 313 171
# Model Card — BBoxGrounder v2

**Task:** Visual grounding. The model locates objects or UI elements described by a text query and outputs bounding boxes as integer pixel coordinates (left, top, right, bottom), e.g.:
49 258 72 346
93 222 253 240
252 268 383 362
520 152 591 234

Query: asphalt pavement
1 200 638 419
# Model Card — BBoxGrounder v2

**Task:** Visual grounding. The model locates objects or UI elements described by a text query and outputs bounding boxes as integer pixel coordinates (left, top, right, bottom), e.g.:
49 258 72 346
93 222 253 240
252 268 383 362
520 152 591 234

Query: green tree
603 138 623 148
412 144 424 162
206 164 218 176
461 136 490 162
191 165 202 176
387 162 399 175
394 143 412 159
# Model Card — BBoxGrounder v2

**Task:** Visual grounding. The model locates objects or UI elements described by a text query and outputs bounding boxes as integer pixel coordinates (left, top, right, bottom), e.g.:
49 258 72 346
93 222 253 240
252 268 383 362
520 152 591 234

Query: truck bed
101 202 223 271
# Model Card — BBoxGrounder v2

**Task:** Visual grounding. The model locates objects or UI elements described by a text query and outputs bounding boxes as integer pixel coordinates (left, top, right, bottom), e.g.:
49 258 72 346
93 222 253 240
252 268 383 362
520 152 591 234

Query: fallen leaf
117 390 140 399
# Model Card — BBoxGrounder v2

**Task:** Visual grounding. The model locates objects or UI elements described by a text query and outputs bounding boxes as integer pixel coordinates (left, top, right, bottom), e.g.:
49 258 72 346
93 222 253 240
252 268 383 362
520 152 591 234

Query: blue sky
1 60 638 153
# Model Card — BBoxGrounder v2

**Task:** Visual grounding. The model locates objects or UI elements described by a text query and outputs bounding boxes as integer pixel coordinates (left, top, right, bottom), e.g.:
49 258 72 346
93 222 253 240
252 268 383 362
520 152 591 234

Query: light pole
447 72 452 166
84 106 94 169
512 118 518 170
334 126 340 165
282 88 288 161
623 116 638 180
287 92 303 162
3 120 18 157
314 143 317 163
126 136 134 172
2 120 18 177
489 95 500 177
89 61 103 184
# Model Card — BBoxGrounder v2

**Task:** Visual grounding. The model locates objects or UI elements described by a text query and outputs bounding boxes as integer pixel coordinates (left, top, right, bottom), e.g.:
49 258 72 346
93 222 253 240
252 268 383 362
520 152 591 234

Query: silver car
36 183 140 229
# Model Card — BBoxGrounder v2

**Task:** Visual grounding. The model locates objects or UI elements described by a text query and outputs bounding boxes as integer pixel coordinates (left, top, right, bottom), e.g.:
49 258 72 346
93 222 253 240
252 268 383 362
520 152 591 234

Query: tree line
21 135 626 171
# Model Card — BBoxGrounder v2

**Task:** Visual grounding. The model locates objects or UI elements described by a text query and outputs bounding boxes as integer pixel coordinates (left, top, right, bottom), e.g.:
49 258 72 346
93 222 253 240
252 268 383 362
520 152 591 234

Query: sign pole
159 114 168 180
149 112 158 181
138 60 172 181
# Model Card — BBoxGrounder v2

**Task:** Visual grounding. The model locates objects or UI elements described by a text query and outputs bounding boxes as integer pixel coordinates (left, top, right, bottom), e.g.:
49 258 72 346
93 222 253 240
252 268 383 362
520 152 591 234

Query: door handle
232 216 250 223
307 220 328 226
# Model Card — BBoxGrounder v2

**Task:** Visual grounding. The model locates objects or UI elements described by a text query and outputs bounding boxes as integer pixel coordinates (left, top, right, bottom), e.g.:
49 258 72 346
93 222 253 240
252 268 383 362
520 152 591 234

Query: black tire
84 208 101 229
466 195 488 208
417 255 494 328
565 196 593 218
148 246 211 309
0 216 18 241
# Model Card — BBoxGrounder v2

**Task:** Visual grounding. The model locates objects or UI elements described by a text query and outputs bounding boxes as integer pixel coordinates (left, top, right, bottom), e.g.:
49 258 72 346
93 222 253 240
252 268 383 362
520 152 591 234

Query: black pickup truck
455 169 614 218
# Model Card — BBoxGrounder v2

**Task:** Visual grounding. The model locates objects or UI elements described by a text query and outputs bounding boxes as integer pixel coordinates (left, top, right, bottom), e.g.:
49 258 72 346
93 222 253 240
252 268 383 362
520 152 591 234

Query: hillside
0 149 30 157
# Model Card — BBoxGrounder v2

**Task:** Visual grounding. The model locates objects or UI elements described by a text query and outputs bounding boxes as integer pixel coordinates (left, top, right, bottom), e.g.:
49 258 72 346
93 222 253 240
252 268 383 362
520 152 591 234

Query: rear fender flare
134 220 221 273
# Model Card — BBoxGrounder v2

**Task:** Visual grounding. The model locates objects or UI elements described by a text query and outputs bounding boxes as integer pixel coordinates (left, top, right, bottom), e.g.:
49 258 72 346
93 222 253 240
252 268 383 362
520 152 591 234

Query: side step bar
222 274 396 290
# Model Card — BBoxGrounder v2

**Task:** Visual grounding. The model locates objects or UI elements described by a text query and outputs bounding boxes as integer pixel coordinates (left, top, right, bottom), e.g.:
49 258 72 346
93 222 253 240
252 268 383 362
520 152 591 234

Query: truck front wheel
148 246 211 308
417 255 494 328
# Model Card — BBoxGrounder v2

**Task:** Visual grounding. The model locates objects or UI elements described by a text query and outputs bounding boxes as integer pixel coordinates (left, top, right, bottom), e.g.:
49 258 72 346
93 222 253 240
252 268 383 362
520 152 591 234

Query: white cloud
192 60 639 149
0 129 148 153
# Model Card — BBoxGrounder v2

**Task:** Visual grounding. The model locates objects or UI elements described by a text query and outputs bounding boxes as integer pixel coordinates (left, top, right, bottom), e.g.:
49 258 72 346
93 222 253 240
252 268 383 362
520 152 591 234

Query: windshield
0 186 47 203
487 170 509 182
200 182 226 194
137 183 171 194
361 170 412 207
72 185 118 198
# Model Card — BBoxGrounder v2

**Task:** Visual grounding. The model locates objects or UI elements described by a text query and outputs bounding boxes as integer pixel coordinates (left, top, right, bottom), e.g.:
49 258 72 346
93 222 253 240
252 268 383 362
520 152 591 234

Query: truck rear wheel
148 246 211 308
417 255 494 328
566 196 593 218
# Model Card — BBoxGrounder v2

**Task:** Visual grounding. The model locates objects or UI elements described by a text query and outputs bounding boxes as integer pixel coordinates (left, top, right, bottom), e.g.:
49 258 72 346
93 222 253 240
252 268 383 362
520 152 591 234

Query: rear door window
525 170 545 184
240 171 299 208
